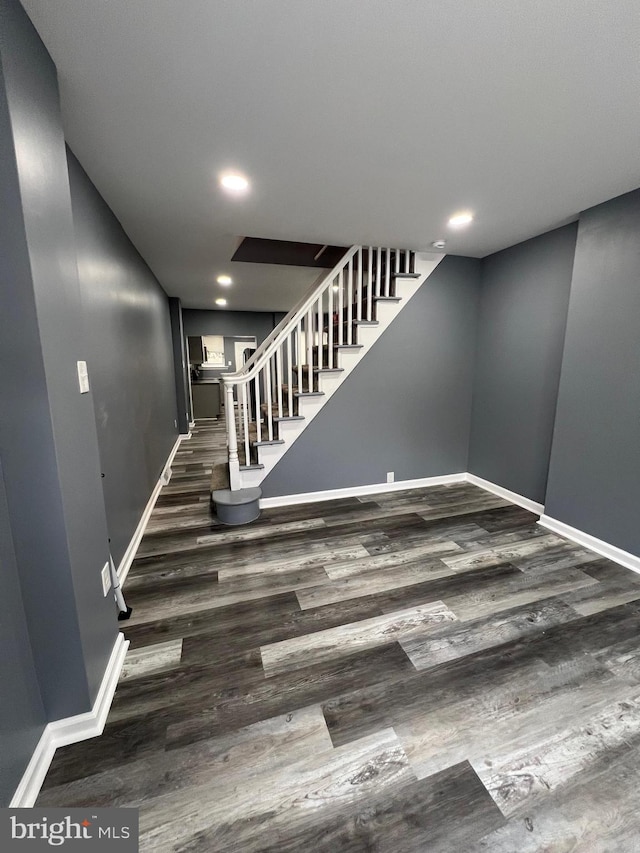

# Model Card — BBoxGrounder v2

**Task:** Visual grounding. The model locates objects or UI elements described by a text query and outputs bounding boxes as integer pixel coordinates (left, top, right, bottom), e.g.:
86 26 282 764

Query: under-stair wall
260 256 481 499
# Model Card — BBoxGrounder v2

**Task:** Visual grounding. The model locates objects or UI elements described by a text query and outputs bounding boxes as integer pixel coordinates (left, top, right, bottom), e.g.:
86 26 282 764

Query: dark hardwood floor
37 421 640 851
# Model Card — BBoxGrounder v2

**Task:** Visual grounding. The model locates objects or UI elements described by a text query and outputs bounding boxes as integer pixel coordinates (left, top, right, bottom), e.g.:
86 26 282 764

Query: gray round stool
211 487 262 525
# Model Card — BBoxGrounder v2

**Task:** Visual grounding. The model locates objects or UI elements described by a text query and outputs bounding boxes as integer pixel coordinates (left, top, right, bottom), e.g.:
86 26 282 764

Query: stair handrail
224 246 359 386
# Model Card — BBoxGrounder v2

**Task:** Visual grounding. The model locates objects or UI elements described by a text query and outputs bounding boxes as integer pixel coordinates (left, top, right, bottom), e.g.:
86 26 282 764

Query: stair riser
373 300 398 325
336 349 361 371
352 324 379 349
317 373 342 395
255 443 285 464
295 395 325 419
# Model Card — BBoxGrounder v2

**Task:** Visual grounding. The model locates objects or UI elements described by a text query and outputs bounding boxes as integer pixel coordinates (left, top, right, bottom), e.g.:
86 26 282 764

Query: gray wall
67 151 178 567
0 459 46 806
169 297 191 433
0 0 117 803
469 224 577 504
545 189 640 556
261 256 481 497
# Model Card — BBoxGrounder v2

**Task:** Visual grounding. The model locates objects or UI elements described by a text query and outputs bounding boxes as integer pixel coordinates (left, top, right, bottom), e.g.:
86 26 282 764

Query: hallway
36 421 640 852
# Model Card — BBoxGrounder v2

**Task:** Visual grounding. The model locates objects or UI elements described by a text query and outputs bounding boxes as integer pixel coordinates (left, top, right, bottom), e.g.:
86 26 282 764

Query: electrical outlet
386 471 394 483
101 562 111 596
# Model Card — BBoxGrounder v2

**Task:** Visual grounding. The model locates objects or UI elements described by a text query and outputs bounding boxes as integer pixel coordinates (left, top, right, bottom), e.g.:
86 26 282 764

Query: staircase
222 246 444 493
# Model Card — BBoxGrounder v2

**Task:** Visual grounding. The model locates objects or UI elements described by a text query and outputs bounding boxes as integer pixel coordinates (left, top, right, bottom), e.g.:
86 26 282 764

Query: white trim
259 473 466 509
10 633 129 808
259 471 546 513
538 514 640 575
465 473 545 515
117 435 182 586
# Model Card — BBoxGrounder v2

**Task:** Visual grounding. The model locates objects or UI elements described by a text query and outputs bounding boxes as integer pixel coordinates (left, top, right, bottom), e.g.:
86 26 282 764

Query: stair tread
354 320 378 326
273 415 305 422
335 344 363 350
211 487 262 505
316 368 344 373
391 272 420 279
239 463 264 471
253 439 285 446
294 391 324 397
374 296 401 302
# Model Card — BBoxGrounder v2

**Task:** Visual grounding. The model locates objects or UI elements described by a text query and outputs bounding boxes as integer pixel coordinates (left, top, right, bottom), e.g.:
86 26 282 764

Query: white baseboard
10 633 129 808
117 434 183 586
538 514 640 575
259 472 544 513
259 473 467 509
465 473 545 515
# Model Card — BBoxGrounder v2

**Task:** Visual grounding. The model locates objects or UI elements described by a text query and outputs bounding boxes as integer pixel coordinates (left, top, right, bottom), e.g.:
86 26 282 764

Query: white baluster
241 383 250 465
338 267 344 346
287 335 293 416
316 296 322 372
385 248 391 297
254 374 261 444
224 380 241 490
367 246 373 321
296 321 303 397
357 246 363 322
306 309 312 391
347 255 353 344
276 347 283 419
265 358 273 441
235 383 242 451
328 280 334 367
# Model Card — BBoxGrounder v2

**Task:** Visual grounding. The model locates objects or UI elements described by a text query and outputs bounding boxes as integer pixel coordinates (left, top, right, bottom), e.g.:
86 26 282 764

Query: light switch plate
386 471 395 483
101 562 111 596
77 360 90 394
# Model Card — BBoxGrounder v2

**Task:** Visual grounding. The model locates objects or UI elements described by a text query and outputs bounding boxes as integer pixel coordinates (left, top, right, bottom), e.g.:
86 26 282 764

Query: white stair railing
223 246 414 489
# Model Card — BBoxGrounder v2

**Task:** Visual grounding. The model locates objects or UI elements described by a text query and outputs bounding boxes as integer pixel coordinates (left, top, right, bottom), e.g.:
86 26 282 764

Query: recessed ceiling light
215 298 227 307
219 173 249 193
216 275 232 286
448 211 473 228
431 240 447 250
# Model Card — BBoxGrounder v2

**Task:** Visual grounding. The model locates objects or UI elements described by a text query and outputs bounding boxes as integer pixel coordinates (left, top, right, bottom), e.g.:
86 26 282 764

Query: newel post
224 379 241 491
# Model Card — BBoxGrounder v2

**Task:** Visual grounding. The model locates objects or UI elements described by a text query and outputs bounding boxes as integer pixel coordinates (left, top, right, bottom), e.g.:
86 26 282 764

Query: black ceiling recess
232 237 348 269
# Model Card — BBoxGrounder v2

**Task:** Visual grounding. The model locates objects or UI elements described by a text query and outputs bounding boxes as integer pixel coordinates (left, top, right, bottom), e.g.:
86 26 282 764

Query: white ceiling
21 0 640 311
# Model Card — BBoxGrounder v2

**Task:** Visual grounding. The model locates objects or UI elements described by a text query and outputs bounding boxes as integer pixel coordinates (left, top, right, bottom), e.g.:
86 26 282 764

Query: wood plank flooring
37 420 640 851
